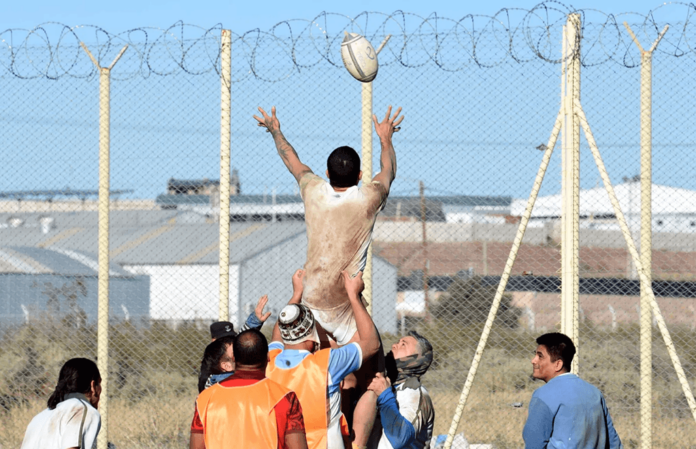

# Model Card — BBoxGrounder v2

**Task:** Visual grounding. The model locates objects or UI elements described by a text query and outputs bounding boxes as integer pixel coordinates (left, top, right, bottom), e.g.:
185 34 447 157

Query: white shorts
310 301 358 346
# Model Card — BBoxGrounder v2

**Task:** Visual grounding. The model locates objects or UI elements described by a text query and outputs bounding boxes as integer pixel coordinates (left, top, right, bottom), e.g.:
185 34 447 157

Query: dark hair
327 146 361 188
198 335 235 392
47 358 100 410
233 329 268 367
536 332 576 372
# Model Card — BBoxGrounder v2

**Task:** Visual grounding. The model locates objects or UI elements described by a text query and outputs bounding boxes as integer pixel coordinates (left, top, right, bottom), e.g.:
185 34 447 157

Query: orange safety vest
196 377 291 449
267 348 331 449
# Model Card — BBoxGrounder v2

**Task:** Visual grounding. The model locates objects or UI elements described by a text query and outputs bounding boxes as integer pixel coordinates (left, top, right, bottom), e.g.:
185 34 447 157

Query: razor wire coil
3 2 696 81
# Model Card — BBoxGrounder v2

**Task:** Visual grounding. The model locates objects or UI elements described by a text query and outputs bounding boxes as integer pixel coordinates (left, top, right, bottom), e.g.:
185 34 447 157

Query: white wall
124 264 239 324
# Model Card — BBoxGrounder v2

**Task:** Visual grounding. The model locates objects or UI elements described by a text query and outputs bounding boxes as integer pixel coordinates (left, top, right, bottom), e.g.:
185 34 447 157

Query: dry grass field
1 320 695 448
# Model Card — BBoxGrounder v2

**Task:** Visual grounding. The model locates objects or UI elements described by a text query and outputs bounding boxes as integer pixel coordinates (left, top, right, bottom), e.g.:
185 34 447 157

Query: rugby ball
341 32 378 83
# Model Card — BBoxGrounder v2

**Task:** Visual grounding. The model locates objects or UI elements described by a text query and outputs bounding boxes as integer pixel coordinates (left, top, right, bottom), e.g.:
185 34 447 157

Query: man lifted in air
253 105 402 347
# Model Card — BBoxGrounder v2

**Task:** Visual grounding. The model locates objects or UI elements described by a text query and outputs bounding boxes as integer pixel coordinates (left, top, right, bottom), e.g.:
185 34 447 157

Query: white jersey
374 383 435 449
21 394 101 449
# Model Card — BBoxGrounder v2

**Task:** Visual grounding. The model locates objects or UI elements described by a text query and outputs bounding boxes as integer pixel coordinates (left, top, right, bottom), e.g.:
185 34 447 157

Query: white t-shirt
21 394 101 449
375 383 435 449
300 173 388 315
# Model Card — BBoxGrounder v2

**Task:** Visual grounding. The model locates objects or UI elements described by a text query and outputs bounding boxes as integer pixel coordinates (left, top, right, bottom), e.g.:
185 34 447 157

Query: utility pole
420 181 430 321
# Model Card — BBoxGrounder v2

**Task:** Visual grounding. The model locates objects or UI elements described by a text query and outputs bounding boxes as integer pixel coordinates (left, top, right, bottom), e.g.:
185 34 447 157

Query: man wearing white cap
266 269 380 449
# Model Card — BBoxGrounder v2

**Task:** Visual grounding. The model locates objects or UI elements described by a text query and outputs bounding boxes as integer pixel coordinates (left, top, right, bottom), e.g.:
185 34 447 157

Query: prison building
0 245 149 326
511 181 696 234
0 211 397 332
155 191 513 224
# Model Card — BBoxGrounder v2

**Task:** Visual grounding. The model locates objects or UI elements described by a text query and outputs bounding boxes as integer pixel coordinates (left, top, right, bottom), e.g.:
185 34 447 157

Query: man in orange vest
266 269 380 449
190 329 309 449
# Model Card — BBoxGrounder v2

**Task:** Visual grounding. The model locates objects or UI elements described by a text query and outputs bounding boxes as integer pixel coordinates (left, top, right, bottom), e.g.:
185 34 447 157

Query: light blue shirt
268 341 362 394
269 341 363 448
523 373 622 449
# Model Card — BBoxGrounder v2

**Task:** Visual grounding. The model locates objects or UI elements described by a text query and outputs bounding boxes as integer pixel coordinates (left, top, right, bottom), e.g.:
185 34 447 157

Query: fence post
623 22 669 449
443 111 563 449
561 13 581 372
577 102 696 425
420 181 430 321
360 35 391 316
80 42 128 449
219 29 232 321
361 80 373 315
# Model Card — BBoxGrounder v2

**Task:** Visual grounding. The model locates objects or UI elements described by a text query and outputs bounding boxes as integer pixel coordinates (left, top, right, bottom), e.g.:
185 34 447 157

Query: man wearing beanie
266 269 380 449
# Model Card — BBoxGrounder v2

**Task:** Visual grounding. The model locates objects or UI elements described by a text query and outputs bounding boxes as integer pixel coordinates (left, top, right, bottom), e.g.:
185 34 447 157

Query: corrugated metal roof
0 210 178 229
0 246 129 276
155 193 511 208
156 193 304 206
0 211 306 265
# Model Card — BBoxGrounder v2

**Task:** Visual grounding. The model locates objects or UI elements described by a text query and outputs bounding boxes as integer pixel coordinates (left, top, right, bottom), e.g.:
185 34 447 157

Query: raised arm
342 271 380 361
371 106 403 192
254 106 313 183
240 294 273 332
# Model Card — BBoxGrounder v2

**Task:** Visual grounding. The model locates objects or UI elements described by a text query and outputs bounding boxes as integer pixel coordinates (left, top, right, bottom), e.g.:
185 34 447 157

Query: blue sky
3 1 690 33
2 1 694 201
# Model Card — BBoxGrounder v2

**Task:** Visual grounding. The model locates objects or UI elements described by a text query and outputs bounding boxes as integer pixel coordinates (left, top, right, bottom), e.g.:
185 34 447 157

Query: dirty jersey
300 173 388 315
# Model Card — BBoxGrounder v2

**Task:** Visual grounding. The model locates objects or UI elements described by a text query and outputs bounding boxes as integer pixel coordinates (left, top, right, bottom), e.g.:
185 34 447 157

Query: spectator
21 358 102 449
197 335 235 392
209 321 236 342
190 329 308 449
366 331 435 449
523 332 622 449
266 269 380 449
200 295 273 391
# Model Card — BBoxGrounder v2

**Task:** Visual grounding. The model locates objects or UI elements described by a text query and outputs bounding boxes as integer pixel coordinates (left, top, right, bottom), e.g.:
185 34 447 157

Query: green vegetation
432 275 521 329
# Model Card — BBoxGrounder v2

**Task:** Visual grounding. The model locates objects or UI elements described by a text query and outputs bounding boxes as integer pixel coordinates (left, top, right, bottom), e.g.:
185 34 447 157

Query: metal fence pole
219 29 232 321
443 111 563 449
577 103 696 424
624 24 668 448
80 42 128 449
360 35 391 316
561 13 581 372
361 80 373 315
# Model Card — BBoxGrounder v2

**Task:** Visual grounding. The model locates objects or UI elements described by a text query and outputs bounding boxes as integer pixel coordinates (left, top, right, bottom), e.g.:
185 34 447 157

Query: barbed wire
2 1 696 81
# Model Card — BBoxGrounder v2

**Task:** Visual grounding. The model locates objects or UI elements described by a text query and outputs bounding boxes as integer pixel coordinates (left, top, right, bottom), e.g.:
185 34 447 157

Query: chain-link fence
2 2 696 448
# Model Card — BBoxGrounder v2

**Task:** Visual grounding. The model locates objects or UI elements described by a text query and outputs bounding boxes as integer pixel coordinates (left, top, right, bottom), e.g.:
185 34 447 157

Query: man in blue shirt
523 332 622 449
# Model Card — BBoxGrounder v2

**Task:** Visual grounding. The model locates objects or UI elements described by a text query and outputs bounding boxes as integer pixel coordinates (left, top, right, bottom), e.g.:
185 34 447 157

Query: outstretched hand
373 106 403 141
342 270 365 299
254 295 272 323
253 106 281 134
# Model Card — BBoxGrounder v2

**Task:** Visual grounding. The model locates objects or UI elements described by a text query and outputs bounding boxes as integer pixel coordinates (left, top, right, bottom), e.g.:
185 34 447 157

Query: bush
432 275 522 329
